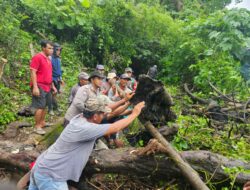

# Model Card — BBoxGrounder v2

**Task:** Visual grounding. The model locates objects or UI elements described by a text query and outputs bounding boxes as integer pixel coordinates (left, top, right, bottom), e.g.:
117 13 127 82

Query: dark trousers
48 81 60 112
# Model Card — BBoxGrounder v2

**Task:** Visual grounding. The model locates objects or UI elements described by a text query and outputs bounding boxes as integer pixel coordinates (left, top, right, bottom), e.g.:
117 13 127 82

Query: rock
24 146 34 151
3 125 18 139
17 106 35 117
8 121 32 128
11 148 19 154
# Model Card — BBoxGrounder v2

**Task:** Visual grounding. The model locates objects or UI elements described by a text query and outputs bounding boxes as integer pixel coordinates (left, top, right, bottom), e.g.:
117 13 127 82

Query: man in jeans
28 98 145 190
30 40 56 135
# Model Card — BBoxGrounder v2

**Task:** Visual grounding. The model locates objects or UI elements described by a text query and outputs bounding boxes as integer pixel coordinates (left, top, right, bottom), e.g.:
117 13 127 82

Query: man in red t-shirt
30 40 55 135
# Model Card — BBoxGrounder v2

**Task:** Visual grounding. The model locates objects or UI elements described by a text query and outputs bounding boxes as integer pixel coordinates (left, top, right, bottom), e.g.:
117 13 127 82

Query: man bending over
28 97 145 190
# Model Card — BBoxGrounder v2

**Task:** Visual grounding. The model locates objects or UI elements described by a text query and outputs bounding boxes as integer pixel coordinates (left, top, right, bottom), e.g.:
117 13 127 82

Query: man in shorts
30 40 56 135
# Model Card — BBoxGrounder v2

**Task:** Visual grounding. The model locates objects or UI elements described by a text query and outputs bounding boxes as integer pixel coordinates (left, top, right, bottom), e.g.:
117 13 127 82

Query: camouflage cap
84 96 112 113
98 95 113 105
88 71 105 81
125 67 133 73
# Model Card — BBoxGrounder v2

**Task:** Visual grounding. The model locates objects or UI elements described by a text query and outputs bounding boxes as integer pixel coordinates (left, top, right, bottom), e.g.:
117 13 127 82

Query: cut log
0 141 249 186
143 121 209 190
130 74 176 125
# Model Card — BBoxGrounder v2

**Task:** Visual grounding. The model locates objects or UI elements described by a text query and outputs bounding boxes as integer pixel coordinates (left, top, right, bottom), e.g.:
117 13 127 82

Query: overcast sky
227 0 250 10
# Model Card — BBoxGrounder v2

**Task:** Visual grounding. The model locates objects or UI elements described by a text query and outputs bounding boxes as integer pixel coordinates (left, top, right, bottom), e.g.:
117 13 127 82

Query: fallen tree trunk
0 141 249 185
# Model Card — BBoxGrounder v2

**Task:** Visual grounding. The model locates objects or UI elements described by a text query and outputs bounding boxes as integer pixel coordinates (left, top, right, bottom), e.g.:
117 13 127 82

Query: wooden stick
184 83 209 104
0 58 7 80
29 43 36 57
208 81 237 103
143 121 210 190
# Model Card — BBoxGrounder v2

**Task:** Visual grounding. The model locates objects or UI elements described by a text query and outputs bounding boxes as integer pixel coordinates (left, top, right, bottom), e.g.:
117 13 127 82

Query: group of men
26 40 145 190
65 64 139 147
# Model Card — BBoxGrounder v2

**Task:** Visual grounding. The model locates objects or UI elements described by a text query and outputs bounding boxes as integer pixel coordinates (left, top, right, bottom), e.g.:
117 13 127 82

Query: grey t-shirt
32 114 110 182
68 83 81 105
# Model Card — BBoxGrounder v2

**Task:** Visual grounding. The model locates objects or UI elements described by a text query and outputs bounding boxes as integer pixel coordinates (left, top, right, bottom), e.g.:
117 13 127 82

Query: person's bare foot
34 127 46 135
114 139 124 148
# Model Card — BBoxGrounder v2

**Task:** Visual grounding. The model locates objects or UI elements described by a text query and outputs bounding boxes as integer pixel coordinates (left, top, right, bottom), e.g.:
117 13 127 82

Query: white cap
107 72 117 79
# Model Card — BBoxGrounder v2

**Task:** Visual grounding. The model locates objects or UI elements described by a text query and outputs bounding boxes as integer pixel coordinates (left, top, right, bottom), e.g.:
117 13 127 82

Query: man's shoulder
79 84 91 91
33 52 45 59
69 115 97 128
72 83 80 89
75 84 91 97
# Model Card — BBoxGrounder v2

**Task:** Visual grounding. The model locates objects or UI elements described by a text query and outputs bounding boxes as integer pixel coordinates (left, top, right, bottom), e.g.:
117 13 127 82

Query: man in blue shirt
48 43 64 115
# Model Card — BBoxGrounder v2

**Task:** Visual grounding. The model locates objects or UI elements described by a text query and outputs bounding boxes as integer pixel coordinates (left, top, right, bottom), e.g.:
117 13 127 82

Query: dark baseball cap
120 73 131 80
96 64 105 70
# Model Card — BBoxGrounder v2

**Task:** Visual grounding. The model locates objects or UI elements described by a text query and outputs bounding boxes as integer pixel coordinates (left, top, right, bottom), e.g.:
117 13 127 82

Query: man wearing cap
125 67 137 91
29 98 145 190
108 73 132 102
101 72 117 95
64 71 103 127
68 72 89 105
28 97 145 190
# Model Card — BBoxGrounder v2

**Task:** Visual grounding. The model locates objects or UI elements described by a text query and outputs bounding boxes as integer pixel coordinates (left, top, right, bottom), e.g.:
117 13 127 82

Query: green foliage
0 83 30 129
0 0 32 86
171 115 250 161
21 0 181 72
221 166 250 190
0 1 249 189
17 1 250 98
161 8 250 99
